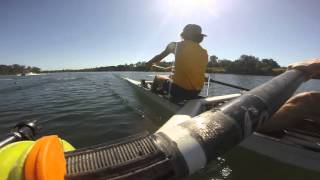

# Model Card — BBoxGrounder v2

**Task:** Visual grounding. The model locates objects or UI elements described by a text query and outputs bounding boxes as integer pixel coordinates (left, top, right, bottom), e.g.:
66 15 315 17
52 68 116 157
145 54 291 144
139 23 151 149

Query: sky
0 0 319 70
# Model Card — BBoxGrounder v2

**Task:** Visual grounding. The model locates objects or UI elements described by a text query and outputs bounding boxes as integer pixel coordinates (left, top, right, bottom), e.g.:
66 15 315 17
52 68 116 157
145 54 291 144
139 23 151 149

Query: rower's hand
288 58 320 80
258 91 320 133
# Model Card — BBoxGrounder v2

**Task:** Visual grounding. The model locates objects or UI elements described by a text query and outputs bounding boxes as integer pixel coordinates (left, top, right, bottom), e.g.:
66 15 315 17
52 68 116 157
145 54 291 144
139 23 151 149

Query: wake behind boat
122 76 320 172
16 72 41 77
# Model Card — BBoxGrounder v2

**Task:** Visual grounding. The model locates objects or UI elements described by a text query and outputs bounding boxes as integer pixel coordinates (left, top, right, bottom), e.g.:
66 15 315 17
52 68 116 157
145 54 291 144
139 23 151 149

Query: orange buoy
36 135 66 180
24 135 66 180
24 137 46 180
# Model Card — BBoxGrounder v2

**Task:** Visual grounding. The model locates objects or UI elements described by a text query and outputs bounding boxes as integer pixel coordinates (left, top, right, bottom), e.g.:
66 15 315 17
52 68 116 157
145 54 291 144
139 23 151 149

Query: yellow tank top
172 40 208 91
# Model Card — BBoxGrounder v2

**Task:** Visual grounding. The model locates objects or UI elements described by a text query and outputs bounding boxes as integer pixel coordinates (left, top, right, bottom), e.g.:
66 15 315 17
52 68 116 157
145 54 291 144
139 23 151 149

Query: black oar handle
209 79 250 91
0 120 41 148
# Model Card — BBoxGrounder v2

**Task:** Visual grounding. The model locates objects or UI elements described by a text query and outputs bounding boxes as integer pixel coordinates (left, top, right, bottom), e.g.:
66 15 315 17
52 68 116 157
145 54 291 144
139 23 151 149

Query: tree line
42 61 171 73
0 64 41 75
76 54 285 76
206 55 285 75
4 54 286 76
3 56 319 79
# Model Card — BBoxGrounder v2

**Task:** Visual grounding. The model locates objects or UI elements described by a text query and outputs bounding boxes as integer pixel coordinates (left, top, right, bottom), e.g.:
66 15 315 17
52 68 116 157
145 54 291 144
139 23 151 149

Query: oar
0 120 41 148
208 78 250 91
152 65 168 70
152 64 175 71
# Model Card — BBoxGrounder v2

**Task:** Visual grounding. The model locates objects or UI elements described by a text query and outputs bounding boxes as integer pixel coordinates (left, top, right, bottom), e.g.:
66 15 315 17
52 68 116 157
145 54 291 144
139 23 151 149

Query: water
0 72 319 179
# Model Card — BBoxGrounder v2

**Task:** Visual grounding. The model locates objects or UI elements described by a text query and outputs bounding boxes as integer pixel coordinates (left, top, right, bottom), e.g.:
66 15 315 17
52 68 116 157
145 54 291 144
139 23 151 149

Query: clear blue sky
0 0 319 70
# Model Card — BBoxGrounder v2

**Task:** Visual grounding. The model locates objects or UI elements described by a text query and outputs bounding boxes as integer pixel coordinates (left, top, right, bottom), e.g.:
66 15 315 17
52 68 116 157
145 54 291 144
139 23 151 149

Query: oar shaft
209 79 250 91
152 65 167 70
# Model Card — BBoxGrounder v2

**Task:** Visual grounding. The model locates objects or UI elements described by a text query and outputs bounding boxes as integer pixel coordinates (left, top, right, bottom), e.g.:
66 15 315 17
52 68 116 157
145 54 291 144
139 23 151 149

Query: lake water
0 72 319 179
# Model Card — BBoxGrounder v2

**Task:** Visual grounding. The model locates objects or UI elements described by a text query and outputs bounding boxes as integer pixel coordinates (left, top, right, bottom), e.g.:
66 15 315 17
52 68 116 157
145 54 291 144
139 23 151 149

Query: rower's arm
147 49 170 65
146 42 176 68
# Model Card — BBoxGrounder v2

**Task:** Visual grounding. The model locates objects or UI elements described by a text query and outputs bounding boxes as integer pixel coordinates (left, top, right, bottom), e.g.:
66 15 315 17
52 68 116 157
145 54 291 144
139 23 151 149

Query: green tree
226 55 261 74
261 58 280 68
218 59 233 68
31 67 41 73
208 55 218 67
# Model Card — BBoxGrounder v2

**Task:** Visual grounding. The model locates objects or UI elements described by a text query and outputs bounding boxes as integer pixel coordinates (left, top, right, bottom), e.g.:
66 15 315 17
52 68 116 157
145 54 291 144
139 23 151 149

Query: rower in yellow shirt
146 24 209 101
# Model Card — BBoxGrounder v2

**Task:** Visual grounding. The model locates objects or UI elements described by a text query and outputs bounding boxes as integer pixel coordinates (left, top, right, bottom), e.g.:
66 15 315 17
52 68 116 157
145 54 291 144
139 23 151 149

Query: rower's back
173 40 208 91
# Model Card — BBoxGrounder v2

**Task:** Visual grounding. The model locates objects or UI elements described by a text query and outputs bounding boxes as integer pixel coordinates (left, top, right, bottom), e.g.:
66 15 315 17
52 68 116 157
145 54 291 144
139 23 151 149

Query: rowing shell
122 77 320 172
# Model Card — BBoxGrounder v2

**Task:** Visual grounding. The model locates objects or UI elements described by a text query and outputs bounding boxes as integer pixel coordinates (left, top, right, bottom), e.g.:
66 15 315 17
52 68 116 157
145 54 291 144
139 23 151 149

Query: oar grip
221 69 306 135
246 69 305 114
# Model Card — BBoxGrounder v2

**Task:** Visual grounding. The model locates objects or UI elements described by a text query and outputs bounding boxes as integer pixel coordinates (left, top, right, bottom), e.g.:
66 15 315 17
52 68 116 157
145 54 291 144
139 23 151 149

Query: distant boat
16 72 40 76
